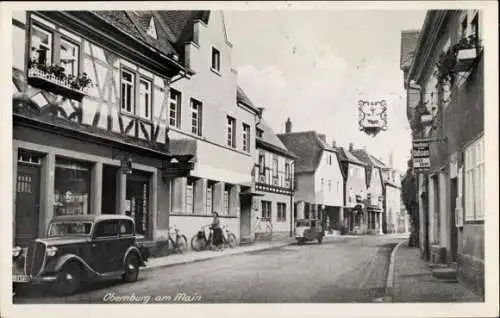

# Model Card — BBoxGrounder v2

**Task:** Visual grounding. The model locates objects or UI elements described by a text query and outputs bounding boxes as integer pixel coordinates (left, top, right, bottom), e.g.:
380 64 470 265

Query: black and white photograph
0 1 498 318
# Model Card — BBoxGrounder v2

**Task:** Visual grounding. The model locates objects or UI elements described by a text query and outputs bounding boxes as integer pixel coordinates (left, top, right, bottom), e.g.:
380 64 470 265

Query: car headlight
12 246 22 258
46 246 58 257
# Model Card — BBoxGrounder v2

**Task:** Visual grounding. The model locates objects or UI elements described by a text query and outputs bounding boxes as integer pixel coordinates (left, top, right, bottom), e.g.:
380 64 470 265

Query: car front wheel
122 253 139 283
53 262 82 296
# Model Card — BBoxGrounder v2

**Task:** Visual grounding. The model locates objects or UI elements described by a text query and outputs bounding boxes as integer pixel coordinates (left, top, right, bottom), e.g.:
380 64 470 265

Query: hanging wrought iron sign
358 99 388 137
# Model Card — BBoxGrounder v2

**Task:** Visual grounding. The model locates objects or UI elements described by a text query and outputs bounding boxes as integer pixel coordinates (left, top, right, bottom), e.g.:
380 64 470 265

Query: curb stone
142 242 294 271
384 239 405 301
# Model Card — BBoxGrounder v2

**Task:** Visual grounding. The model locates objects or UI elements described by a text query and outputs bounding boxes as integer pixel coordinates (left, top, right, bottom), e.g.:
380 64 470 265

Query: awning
167 139 197 162
239 188 265 197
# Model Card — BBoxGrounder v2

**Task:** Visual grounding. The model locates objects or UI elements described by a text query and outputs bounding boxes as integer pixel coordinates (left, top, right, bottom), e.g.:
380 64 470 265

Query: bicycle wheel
177 235 189 253
191 235 206 251
227 233 237 248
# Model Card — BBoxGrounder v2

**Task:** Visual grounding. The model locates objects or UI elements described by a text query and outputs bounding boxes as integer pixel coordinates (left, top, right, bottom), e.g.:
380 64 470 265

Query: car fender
53 254 97 276
123 246 146 267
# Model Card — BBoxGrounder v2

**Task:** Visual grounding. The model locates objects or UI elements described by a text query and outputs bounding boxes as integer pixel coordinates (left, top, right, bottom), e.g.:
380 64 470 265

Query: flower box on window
27 63 93 102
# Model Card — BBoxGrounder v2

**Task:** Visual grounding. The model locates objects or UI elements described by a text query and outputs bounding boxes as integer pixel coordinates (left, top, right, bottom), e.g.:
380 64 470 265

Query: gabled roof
337 147 366 166
277 131 337 174
91 10 210 65
256 120 296 159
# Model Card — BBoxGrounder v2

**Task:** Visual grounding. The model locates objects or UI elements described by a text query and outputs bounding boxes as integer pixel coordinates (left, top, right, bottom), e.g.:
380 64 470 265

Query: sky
224 10 427 172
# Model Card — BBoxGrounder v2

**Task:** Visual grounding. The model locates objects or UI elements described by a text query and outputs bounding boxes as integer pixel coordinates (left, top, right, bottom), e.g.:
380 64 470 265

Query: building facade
382 168 402 234
253 115 296 241
12 11 193 247
161 11 261 243
351 149 385 235
278 120 344 233
337 144 368 234
402 10 484 296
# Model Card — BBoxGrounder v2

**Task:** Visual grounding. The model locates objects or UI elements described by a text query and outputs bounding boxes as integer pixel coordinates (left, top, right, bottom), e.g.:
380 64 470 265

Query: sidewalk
391 241 483 302
144 235 348 271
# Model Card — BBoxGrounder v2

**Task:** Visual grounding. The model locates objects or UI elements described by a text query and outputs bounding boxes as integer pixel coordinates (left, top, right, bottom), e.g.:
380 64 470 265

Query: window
261 200 272 220
121 69 135 113
285 163 290 181
139 78 152 120
328 180 332 191
206 182 214 215
272 157 278 182
227 116 236 148
54 158 91 216
242 123 250 152
321 178 324 189
60 39 79 76
29 17 81 78
465 136 484 221
191 98 202 136
471 13 480 43
169 89 181 128
119 220 134 236
30 24 53 66
186 178 194 214
211 47 220 72
94 220 119 238
224 187 230 215
461 15 468 39
258 153 265 176
277 203 286 222
256 128 264 138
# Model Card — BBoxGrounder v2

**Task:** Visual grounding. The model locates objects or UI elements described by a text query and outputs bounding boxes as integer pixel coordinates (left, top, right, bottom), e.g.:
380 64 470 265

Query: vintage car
12 214 149 296
295 219 324 244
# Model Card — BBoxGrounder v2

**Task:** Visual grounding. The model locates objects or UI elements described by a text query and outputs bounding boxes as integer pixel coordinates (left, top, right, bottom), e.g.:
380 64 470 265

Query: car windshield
48 221 93 237
296 220 310 227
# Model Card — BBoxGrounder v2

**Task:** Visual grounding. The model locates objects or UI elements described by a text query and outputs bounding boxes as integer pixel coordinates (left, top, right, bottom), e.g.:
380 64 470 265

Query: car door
117 219 136 263
90 220 119 274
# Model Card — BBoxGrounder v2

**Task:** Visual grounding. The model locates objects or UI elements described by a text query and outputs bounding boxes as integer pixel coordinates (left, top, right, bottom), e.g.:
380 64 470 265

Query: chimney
285 117 292 133
318 134 326 143
349 143 354 152
331 140 336 148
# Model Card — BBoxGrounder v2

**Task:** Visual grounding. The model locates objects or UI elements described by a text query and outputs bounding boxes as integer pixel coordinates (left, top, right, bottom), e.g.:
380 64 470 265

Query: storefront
12 124 163 246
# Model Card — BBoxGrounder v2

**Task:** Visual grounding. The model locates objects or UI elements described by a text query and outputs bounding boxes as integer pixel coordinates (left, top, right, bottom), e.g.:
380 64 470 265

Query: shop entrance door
126 173 150 240
15 163 41 246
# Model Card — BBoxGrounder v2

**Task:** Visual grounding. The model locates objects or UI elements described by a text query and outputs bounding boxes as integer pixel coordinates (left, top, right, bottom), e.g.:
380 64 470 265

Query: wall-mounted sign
412 140 430 172
358 100 388 137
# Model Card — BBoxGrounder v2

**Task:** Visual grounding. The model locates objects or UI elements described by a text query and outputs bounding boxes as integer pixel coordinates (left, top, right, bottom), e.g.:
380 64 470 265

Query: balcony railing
27 64 93 101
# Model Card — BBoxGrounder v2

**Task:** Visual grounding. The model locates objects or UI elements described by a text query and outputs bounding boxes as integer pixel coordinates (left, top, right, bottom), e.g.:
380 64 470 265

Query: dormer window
256 128 264 138
211 47 220 72
146 17 158 40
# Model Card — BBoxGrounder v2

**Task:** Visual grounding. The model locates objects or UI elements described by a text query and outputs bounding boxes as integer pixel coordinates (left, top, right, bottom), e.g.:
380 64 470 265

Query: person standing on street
211 212 224 251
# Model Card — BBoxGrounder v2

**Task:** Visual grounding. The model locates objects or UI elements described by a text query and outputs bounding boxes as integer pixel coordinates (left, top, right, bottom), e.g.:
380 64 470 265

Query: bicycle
168 224 188 254
222 225 237 248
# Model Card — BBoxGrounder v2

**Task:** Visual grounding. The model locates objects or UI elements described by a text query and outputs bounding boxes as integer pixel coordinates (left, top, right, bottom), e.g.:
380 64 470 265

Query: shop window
54 158 91 216
186 178 195 214
206 181 214 215
224 184 231 215
126 173 150 238
277 203 286 222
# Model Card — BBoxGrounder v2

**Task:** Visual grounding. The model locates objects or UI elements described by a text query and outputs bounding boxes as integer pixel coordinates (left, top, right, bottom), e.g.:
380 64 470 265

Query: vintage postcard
0 1 498 318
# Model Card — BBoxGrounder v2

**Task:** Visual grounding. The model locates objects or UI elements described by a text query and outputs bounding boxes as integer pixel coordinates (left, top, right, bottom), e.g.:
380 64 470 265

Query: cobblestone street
14 236 400 304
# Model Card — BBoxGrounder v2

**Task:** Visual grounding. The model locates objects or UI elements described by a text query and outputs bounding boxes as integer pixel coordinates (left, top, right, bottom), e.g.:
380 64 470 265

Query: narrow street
14 236 401 304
